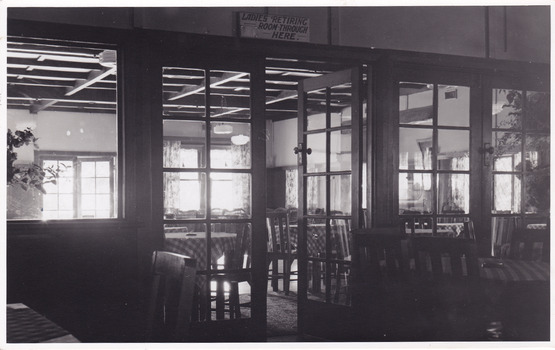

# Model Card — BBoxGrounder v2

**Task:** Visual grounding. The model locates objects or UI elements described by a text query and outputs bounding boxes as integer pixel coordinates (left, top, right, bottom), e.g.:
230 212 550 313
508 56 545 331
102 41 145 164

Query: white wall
8 109 117 164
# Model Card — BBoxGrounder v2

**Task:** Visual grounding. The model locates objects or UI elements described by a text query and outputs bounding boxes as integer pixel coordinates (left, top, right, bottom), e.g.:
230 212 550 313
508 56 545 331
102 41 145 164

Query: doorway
264 59 368 340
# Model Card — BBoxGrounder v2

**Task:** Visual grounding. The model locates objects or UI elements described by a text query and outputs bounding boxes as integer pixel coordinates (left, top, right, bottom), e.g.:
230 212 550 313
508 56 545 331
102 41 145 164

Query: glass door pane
490 87 550 257
399 82 472 237
162 66 253 324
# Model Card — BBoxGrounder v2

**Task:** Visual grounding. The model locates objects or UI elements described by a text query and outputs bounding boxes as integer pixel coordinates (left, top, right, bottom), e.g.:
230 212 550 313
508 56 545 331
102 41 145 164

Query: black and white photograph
2 2 551 348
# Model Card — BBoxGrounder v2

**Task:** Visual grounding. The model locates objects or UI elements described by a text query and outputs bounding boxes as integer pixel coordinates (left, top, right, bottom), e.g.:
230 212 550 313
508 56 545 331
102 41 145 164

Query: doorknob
293 144 312 155
294 143 312 166
479 143 495 166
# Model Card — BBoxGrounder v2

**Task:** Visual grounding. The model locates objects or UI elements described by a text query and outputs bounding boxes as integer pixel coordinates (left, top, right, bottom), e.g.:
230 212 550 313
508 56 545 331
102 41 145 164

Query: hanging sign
239 12 310 42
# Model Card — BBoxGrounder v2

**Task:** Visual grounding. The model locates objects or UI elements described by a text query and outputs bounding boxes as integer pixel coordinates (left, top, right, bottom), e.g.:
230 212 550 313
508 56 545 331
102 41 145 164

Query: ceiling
7 37 353 121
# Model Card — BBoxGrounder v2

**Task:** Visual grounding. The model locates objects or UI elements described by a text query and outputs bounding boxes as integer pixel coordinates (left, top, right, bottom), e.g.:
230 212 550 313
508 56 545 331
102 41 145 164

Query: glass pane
210 122 251 169
437 130 469 170
210 173 251 216
164 224 208 271
210 223 251 319
82 178 95 194
307 218 326 302
163 120 206 168
525 173 550 215
59 194 73 211
330 218 351 306
163 67 205 118
307 88 326 131
492 89 522 129
164 172 206 219
306 132 326 173
210 69 251 119
81 162 95 177
399 128 433 170
96 194 111 211
330 83 352 128
330 130 351 171
58 177 73 194
437 174 469 214
43 194 58 211
399 172 432 214
493 132 521 171
96 161 110 177
307 218 326 258
399 82 433 125
307 176 326 215
285 169 298 209
96 178 111 193
525 91 550 131
81 195 95 211
493 174 521 214
330 174 351 216
438 85 469 127
525 135 550 171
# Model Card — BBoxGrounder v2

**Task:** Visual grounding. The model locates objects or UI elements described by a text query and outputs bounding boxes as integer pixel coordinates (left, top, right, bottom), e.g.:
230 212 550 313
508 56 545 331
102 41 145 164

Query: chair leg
229 282 240 319
271 258 279 291
284 259 290 295
216 279 225 320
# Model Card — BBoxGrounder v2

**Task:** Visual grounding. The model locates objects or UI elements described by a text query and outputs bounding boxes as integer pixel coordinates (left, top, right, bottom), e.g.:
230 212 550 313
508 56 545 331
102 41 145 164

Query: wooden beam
65 66 116 96
168 72 248 101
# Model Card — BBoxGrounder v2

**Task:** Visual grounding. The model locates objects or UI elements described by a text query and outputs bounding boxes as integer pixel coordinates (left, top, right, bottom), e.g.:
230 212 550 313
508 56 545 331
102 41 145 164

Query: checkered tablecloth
164 232 237 271
479 258 550 283
289 225 326 256
7 303 79 343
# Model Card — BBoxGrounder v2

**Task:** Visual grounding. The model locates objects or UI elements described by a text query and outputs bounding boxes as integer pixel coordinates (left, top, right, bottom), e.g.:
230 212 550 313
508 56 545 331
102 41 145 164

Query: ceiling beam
168 72 248 101
66 66 116 96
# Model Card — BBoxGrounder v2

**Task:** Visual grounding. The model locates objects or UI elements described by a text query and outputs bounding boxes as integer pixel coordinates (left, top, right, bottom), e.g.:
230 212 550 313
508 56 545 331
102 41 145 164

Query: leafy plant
7 128 61 193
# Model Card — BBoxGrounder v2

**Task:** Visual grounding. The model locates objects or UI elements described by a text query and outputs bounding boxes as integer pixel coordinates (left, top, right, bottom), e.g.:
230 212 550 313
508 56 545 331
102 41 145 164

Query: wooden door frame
297 66 365 339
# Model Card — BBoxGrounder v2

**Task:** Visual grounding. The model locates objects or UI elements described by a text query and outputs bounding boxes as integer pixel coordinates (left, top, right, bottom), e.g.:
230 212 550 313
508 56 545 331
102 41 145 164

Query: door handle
294 143 312 165
479 143 495 166
293 144 312 155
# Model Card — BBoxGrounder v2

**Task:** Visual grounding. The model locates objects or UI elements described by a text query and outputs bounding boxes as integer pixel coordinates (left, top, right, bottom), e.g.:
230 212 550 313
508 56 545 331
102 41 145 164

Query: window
491 89 550 217
398 82 472 235
41 154 116 219
7 37 119 221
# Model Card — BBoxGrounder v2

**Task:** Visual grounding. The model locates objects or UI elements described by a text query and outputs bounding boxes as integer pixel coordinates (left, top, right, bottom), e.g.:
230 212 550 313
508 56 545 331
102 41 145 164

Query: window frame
38 151 117 220
6 22 129 229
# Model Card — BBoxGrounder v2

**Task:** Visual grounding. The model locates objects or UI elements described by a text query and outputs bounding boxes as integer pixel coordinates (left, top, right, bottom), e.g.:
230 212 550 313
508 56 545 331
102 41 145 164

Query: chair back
491 216 521 257
352 228 408 286
510 227 549 262
146 251 197 342
266 208 292 254
412 237 479 281
226 223 252 269
332 218 352 259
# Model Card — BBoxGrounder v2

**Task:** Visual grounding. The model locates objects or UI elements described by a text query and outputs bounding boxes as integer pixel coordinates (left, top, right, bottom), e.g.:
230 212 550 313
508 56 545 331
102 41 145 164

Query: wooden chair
509 227 549 262
350 228 416 340
146 251 197 342
331 218 352 303
411 237 488 340
266 208 297 295
211 223 252 319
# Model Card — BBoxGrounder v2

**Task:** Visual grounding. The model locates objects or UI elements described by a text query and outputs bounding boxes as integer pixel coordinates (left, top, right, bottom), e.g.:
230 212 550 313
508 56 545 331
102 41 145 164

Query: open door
296 67 364 340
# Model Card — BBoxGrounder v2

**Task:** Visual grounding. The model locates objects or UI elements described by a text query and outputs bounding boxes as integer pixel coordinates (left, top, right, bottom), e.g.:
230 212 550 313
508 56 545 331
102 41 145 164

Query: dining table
7 303 80 343
478 257 550 340
164 231 237 271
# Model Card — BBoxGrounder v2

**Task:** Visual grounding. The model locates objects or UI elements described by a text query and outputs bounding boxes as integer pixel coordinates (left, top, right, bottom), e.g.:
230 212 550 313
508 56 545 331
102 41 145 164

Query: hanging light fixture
231 134 250 145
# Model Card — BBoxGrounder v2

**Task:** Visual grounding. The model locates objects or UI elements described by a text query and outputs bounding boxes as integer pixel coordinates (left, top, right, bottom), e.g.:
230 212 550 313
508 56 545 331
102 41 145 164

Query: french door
157 53 267 340
394 68 486 247
296 67 364 339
